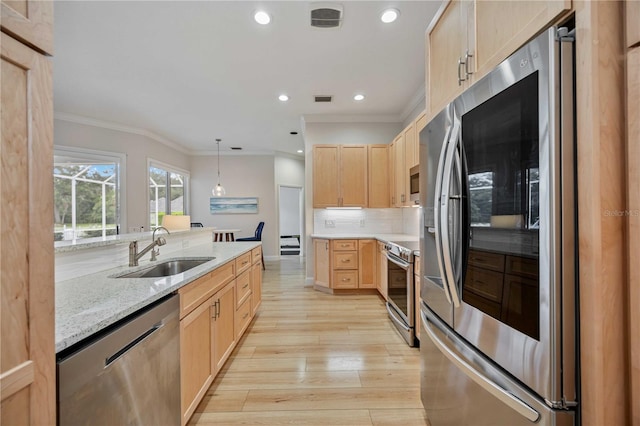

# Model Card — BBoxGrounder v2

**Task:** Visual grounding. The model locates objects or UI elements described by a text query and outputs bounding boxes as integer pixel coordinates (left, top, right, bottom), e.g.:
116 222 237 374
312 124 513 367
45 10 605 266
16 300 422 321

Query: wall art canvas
210 197 258 214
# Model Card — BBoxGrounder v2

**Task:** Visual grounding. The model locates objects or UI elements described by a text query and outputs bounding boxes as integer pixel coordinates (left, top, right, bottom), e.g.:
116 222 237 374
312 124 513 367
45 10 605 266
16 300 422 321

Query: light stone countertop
55 241 260 354
310 233 419 242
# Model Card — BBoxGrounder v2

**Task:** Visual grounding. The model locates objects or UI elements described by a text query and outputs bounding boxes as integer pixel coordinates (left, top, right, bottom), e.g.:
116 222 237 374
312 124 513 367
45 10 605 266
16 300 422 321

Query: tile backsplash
314 208 422 237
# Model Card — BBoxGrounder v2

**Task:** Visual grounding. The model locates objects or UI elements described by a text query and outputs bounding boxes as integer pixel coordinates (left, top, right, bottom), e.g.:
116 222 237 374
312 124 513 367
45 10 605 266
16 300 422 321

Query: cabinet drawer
235 252 252 274
333 270 358 289
332 240 357 251
211 261 235 289
179 272 214 318
468 250 505 272
332 251 357 269
251 246 262 264
235 269 251 308
505 255 538 280
235 296 252 338
464 266 504 303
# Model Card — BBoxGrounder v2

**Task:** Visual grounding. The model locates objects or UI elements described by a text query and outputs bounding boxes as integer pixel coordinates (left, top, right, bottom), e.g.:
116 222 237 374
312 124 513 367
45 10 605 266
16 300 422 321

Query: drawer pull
243 313 249 320
341 259 351 263
242 283 249 289
472 257 486 262
342 278 351 282
242 260 249 265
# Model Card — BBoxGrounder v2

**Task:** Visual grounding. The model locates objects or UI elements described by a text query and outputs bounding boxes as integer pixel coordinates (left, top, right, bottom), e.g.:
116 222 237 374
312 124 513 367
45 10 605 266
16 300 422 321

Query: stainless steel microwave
409 165 419 204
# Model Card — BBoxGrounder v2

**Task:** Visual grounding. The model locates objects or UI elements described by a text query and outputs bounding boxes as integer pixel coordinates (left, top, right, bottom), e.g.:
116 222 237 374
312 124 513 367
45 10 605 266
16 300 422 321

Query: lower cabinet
377 241 388 300
179 248 263 425
180 299 214 426
212 280 236 374
313 239 377 290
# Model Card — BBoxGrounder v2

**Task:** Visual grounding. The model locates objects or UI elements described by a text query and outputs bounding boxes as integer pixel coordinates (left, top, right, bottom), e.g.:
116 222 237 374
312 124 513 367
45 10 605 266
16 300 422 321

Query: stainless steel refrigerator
419 26 578 425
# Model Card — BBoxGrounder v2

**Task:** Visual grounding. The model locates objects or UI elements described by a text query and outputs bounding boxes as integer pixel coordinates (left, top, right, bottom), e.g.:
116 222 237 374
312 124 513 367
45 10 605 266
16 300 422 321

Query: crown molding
302 113 402 124
54 112 193 155
400 84 426 123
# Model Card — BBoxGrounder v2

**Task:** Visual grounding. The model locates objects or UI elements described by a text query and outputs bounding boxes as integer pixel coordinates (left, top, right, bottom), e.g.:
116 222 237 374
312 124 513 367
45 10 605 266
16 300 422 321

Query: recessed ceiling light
354 94 365 101
254 10 271 25
380 8 399 23
297 150 303 153
278 94 289 102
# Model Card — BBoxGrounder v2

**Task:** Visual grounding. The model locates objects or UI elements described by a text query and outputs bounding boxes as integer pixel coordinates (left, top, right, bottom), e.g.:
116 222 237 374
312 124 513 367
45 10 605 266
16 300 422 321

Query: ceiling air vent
314 95 333 103
310 3 343 28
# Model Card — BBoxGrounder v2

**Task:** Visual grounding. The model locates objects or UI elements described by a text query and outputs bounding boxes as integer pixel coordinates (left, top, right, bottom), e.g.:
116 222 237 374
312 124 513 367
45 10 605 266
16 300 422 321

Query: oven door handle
421 308 540 422
385 252 410 269
386 303 411 332
438 113 462 307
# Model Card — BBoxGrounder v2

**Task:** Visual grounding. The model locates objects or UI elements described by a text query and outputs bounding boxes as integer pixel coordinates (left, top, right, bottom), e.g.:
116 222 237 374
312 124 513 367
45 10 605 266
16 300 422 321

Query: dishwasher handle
104 322 163 367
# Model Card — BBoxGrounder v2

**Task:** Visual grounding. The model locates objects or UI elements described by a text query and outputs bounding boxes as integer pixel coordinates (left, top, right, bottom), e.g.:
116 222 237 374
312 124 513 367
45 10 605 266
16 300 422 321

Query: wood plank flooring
189 257 427 426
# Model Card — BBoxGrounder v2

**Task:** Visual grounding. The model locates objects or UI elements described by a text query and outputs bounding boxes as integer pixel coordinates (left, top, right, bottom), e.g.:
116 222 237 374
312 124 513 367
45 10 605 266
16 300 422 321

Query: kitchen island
55 240 260 353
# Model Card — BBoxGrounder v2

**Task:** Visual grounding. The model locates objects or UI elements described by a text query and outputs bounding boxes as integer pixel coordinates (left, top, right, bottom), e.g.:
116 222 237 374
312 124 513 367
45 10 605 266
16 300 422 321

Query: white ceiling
53 1 441 156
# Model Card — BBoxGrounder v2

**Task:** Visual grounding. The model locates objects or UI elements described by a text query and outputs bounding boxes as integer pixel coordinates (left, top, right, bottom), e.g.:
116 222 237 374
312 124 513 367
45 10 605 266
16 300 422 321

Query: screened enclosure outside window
54 149 122 240
149 162 188 229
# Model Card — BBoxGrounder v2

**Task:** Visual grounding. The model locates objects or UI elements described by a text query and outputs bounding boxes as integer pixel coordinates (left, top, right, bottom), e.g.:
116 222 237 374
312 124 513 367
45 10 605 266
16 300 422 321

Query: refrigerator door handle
420 309 540 423
433 119 454 305
439 115 462 307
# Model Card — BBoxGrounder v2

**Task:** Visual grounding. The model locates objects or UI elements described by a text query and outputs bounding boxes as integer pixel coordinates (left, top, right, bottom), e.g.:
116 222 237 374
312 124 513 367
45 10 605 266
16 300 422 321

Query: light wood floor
189 257 428 426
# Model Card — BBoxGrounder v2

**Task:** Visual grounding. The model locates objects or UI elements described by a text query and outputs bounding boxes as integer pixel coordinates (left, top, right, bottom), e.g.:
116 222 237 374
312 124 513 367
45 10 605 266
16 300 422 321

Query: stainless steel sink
115 258 215 278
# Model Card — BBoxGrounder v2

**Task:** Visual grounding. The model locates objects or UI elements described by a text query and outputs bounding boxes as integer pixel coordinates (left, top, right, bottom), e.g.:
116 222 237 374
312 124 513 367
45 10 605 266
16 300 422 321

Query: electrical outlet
359 219 365 227
325 220 335 228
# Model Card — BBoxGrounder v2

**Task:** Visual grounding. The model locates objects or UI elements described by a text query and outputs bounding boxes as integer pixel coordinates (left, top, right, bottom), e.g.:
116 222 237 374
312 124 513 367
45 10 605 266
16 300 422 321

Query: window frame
147 158 190 230
53 145 127 238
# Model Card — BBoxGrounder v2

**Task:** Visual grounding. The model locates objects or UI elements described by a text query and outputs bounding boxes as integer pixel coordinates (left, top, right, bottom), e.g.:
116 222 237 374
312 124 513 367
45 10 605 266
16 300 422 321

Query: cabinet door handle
458 57 467 86
342 278 351 282
216 299 220 318
243 283 249 289
401 194 405 203
464 50 473 78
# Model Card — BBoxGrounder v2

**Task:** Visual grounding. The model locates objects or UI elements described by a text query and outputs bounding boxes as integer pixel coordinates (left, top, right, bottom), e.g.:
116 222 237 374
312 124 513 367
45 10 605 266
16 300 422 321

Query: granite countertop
55 227 216 253
55 241 260 353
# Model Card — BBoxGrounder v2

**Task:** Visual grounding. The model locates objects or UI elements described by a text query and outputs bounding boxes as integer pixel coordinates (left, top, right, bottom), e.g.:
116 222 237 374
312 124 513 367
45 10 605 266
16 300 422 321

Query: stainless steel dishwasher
57 295 180 425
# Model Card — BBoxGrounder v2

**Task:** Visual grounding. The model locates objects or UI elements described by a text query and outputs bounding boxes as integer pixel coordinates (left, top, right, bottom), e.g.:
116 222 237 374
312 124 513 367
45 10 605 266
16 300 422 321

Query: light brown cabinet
474 0 571 78
313 145 367 207
427 0 475 116
358 240 377 289
427 0 571 117
251 247 263 316
1 0 54 55
377 241 388 300
367 144 390 207
179 249 261 425
391 135 406 207
0 30 54 425
313 239 376 291
313 239 331 289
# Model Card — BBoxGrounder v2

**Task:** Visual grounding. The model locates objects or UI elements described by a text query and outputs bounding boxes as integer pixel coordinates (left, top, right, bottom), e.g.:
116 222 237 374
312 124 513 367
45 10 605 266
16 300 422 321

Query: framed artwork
210 197 258 214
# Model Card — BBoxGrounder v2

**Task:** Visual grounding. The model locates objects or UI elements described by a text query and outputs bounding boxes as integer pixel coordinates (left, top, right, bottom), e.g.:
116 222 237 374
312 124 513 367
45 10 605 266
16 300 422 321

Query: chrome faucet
128 226 170 266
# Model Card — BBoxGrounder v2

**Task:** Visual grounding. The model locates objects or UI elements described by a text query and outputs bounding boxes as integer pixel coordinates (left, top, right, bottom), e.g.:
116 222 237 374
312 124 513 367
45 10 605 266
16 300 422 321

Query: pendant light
212 138 226 196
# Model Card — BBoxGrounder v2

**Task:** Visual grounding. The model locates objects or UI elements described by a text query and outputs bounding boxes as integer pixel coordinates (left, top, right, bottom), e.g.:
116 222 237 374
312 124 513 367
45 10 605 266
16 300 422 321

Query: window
149 160 189 229
54 147 124 240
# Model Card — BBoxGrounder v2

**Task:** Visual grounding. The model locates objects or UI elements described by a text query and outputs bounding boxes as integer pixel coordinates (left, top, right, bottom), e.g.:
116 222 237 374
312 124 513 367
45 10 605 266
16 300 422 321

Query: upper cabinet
313 145 367 208
390 112 424 208
427 0 572 117
628 0 640 48
368 145 390 208
1 0 53 55
427 0 475 116
474 0 572 77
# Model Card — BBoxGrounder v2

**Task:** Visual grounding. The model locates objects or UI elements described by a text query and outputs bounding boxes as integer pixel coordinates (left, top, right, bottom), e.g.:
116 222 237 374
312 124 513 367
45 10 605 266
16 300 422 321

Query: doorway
278 186 303 256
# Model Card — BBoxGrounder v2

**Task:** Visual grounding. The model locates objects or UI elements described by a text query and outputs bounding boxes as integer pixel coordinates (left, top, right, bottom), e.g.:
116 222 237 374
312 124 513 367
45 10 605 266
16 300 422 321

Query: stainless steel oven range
385 240 419 347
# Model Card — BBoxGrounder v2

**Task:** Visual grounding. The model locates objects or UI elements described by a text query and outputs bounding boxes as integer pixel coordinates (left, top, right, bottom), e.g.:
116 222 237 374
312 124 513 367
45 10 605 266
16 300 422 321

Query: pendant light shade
212 138 226 196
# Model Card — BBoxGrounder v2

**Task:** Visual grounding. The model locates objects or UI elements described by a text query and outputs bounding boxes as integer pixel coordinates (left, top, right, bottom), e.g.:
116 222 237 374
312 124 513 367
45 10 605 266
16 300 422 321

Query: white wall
190 154 278 258
303 120 403 280
54 119 191 231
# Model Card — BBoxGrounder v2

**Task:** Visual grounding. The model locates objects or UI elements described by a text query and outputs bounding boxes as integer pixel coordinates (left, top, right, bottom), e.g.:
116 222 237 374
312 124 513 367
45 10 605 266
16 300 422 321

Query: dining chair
236 222 265 269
